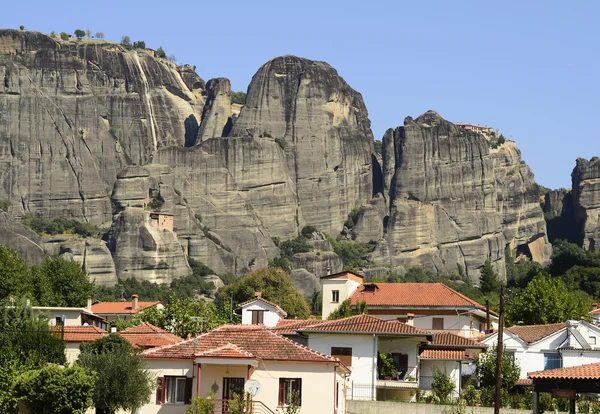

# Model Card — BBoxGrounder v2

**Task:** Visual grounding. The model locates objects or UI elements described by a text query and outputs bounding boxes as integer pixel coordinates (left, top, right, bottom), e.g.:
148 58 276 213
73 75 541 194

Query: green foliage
328 236 375 270
60 32 69 41
230 91 246 105
328 299 367 320
344 207 362 229
310 290 322 315
479 260 500 293
14 364 96 414
373 140 382 156
0 244 36 301
74 29 86 39
217 267 310 318
460 383 480 406
270 234 312 272
301 225 318 238
148 194 165 210
19 25 24 30
274 137 287 150
278 390 301 414
21 213 104 237
377 352 396 378
0 346 19 412
506 273 592 325
120 35 132 48
133 40 146 49
550 240 600 277
475 344 520 390
0 200 10 212
227 392 253 414
156 46 166 59
78 335 153 413
186 393 215 414
432 369 455 404
37 256 95 307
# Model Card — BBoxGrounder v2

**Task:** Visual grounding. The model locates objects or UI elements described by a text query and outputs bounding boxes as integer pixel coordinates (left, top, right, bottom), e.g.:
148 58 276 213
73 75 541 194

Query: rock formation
572 157 600 250
196 78 233 142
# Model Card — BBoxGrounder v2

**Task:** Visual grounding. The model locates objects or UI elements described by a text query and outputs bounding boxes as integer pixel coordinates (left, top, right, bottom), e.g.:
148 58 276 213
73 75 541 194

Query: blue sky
5 0 598 188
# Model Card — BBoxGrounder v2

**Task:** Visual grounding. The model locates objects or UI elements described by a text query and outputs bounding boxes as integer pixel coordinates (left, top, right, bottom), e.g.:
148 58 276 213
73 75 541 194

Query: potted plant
377 352 396 380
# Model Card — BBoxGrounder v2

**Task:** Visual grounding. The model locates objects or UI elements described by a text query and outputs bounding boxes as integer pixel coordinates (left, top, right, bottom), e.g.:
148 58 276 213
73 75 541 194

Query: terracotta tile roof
529 361 600 380
350 283 491 313
118 322 183 348
196 343 256 359
270 319 329 335
143 325 341 366
517 378 533 385
507 322 566 344
91 300 162 315
420 349 474 360
58 325 108 342
296 314 432 336
236 297 287 315
431 332 487 348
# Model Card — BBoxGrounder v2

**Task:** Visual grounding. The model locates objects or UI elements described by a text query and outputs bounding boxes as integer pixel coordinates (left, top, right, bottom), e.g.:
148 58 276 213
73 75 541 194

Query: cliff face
0 29 205 225
572 157 600 250
373 111 550 281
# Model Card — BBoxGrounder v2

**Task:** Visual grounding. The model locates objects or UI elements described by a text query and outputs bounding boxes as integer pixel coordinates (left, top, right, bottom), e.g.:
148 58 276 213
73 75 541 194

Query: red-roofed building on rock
91 294 164 322
321 272 498 338
140 324 349 413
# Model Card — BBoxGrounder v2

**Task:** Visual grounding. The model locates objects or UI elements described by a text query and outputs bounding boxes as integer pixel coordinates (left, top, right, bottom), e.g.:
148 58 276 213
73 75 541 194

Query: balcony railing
196 399 276 414
377 365 418 382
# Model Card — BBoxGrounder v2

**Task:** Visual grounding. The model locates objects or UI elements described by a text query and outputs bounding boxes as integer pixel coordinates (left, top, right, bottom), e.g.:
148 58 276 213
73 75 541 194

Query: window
590 336 597 345
251 310 265 325
278 378 302 406
392 353 408 376
432 318 444 330
544 353 562 370
156 376 192 405
332 290 340 303
331 347 352 367
55 316 64 326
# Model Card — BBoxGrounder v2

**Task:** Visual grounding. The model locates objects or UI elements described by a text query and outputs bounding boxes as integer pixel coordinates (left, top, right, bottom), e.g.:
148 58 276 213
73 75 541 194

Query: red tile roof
350 283 491 312
517 378 533 385
420 349 474 360
196 343 256 359
143 325 342 367
270 319 329 335
236 297 287 315
118 322 183 348
91 300 162 315
296 314 432 336
431 332 487 348
507 323 566 344
59 325 108 342
529 361 600 380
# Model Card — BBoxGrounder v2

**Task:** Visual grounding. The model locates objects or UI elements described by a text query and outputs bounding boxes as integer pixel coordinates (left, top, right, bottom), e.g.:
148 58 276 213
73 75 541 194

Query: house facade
139 324 348 414
237 294 287 327
480 320 600 379
321 272 498 338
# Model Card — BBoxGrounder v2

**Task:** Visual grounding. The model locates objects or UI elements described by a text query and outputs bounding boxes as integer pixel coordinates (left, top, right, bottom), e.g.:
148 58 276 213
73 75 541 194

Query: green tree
506 274 592 325
38 256 95 307
14 364 96 414
475 344 520 390
78 335 153 414
120 35 132 48
217 267 310 318
230 91 246 105
327 299 367 320
156 46 166 59
74 29 86 39
0 245 36 301
432 369 455 404
0 347 19 413
19 25 24 30
60 32 69 41
479 260 500 293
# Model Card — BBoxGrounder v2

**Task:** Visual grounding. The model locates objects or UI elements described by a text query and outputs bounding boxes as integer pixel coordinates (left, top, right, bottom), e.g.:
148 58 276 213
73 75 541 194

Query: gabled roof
91 300 162 315
143 324 342 366
431 332 487 349
270 318 329 335
196 343 256 359
236 297 287 316
296 314 432 337
420 349 475 360
349 283 492 313
59 325 108 342
118 322 182 348
507 323 566 344
320 271 364 282
529 361 600 380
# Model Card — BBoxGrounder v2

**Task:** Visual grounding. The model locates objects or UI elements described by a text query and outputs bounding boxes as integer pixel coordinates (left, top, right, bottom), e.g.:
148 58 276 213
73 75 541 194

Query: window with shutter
251 310 265 325
156 377 165 405
164 376 188 404
432 318 444 330
331 347 352 367
278 378 302 406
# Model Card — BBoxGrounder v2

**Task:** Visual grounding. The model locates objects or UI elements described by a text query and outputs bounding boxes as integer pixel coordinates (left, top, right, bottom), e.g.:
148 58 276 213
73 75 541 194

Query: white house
321 272 498 338
139 324 349 414
480 320 600 379
297 313 433 402
237 294 287 327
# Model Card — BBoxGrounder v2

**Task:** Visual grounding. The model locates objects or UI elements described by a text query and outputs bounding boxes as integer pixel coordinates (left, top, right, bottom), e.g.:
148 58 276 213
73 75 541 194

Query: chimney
254 292 262 299
132 294 139 310
87 296 92 311
406 313 414 326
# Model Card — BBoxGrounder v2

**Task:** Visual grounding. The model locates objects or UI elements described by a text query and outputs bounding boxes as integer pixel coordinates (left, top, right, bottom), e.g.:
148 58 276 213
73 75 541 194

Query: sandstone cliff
572 157 600 250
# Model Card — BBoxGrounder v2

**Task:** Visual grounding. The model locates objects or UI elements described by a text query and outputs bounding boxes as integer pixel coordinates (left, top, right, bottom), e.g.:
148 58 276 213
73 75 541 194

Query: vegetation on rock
21 214 104 237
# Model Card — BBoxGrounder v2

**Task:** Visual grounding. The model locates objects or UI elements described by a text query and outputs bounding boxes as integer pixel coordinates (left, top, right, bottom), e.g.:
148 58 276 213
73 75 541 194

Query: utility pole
494 284 505 414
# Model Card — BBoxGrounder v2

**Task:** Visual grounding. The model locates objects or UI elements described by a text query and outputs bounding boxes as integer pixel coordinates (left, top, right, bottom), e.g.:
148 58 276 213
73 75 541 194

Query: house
91 294 164 322
118 322 182 349
480 320 600 379
149 211 174 232
321 272 498 338
297 313 433 402
140 324 349 413
59 325 108 363
236 293 287 327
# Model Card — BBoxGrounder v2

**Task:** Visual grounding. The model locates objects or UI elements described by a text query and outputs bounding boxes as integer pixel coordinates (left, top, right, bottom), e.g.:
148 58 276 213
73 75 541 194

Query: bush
19 26 24 30
432 369 455 404
74 29 86 39
148 194 165 210
20 214 103 237
301 225 318 238
231 91 246 105
186 393 215 414
274 137 286 150
133 40 146 49
461 383 480 406
328 236 374 270
344 207 362 229
156 46 166 59
60 32 69 41
0 200 10 212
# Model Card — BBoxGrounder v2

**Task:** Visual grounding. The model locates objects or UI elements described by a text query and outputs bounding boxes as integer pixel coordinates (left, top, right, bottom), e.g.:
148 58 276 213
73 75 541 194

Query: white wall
37 308 83 326
240 301 282 327
321 278 361 319
373 313 488 338
419 360 461 399
561 350 600 367
378 337 422 380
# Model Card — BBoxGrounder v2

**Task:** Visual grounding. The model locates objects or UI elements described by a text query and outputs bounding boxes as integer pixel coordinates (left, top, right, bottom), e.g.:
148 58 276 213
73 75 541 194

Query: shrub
133 40 146 49
148 194 165 210
19 26 24 30
20 214 103 237
432 369 455 404
231 91 246 105
50 31 56 38
461 383 480 406
60 32 69 41
74 29 85 39
186 393 215 414
156 46 166 59
274 137 286 150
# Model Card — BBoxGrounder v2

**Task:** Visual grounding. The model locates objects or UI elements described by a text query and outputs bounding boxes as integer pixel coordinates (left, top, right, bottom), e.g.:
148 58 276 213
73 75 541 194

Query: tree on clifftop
74 29 86 39
216 267 310 319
